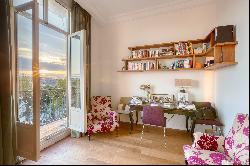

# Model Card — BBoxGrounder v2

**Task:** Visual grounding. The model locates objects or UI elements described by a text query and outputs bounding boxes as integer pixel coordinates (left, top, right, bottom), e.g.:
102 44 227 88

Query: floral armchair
87 96 119 140
183 113 249 165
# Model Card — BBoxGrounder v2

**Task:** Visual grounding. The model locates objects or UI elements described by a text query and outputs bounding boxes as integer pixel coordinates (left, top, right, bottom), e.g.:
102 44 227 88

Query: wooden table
128 104 197 134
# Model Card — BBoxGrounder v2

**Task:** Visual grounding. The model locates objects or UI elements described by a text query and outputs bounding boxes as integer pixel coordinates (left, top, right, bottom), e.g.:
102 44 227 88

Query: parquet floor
22 122 192 165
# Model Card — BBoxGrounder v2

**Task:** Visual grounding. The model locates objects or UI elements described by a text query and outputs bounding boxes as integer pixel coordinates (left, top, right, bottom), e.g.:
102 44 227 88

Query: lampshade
175 79 192 87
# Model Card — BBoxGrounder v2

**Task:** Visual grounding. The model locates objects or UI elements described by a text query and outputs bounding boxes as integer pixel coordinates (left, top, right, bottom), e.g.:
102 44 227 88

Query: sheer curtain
0 0 17 165
71 1 91 112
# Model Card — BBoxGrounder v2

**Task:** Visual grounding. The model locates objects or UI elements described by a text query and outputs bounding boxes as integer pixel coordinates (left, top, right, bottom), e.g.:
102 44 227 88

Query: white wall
215 0 249 134
91 1 249 132
91 19 102 96
95 3 217 130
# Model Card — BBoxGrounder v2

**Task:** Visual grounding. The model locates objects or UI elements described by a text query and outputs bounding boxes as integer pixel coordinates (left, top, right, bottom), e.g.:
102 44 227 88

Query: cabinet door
15 1 40 161
68 30 87 133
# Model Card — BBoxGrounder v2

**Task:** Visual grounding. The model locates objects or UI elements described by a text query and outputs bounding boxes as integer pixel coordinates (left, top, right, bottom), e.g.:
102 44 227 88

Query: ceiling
75 0 214 24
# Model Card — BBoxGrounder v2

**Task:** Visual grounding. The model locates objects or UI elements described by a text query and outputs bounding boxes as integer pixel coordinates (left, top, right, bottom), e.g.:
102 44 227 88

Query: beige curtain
71 1 91 112
0 0 17 165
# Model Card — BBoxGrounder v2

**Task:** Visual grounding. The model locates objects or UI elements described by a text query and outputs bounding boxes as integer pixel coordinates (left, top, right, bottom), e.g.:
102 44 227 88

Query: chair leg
191 121 196 137
163 127 167 148
140 124 145 144
87 133 91 141
115 127 119 137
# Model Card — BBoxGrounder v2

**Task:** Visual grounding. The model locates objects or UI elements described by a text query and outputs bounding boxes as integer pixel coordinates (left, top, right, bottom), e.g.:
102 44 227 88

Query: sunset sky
17 1 68 78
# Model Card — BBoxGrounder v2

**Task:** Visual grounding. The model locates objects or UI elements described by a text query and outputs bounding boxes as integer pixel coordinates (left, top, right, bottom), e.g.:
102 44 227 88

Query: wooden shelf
204 62 238 70
123 46 231 62
123 42 238 62
123 54 202 62
121 26 238 72
122 57 156 61
118 68 204 72
117 70 144 72
118 62 238 72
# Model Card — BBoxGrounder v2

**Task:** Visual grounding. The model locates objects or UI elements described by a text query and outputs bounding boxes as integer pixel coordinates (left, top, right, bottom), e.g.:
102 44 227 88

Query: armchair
183 113 249 165
87 96 119 140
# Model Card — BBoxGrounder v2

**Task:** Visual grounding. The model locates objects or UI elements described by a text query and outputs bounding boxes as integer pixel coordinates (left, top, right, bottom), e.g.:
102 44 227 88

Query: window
48 0 69 32
70 35 81 108
38 0 44 20
39 24 67 126
13 0 32 6
14 0 69 133
16 12 33 124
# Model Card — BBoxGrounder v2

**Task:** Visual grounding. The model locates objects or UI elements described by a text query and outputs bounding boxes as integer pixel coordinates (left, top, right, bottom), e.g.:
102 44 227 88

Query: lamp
175 79 192 93
175 79 192 103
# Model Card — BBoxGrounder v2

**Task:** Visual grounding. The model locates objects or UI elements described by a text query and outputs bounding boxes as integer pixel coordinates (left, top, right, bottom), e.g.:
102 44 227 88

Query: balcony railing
18 88 67 126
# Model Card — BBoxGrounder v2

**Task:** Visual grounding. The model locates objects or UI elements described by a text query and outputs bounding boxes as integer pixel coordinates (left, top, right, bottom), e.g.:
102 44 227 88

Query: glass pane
48 0 68 32
39 24 67 127
13 0 32 7
17 13 33 124
38 0 44 20
70 35 81 108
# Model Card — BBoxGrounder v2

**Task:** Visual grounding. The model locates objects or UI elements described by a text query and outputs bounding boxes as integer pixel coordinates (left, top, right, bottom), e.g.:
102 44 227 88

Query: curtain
71 1 91 112
0 0 17 165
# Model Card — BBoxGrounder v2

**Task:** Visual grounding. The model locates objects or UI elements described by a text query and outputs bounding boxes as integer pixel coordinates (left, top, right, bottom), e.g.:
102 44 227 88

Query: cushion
118 104 124 111
183 145 233 165
124 105 130 112
87 119 119 135
193 132 225 153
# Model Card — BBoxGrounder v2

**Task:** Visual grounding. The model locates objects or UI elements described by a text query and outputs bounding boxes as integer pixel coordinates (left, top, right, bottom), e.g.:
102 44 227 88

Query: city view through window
16 0 69 139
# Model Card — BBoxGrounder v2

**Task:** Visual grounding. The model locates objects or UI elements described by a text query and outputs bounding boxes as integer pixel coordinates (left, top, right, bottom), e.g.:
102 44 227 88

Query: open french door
15 1 40 161
68 30 87 133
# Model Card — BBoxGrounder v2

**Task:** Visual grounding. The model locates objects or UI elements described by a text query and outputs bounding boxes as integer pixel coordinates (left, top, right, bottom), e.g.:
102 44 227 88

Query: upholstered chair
140 106 167 146
87 96 119 140
183 113 249 165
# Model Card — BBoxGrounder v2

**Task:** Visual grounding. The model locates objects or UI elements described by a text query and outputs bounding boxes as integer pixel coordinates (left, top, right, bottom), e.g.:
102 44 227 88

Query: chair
183 113 249 165
191 102 223 136
87 96 119 140
140 106 167 146
116 97 132 123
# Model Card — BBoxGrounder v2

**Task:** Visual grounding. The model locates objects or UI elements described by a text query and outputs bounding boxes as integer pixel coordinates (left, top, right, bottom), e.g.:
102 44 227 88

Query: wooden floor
22 122 192 165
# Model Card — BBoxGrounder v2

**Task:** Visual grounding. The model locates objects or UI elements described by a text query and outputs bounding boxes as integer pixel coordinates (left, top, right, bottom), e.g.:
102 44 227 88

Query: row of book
128 42 211 59
127 62 156 71
174 42 194 55
158 59 193 70
129 46 175 59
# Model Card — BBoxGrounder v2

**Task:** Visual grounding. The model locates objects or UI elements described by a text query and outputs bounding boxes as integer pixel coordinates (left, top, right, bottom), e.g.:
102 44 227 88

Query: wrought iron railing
18 88 67 126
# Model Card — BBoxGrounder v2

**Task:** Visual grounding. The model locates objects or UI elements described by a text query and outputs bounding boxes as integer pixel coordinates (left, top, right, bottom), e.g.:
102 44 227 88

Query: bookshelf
118 25 238 72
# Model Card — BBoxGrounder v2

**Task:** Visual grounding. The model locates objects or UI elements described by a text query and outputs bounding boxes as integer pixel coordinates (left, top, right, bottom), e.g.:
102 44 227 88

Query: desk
129 104 197 134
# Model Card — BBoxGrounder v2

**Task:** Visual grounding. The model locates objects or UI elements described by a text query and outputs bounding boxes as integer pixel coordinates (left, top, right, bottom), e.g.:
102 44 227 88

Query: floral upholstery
183 145 233 165
183 113 249 165
192 132 225 153
87 96 119 136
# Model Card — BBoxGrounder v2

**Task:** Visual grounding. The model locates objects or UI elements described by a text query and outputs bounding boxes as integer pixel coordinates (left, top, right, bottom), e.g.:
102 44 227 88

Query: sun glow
19 70 66 77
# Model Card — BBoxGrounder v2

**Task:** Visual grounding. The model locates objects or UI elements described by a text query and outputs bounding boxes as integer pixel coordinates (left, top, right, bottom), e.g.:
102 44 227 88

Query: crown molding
108 0 216 24
76 0 216 26
74 0 107 26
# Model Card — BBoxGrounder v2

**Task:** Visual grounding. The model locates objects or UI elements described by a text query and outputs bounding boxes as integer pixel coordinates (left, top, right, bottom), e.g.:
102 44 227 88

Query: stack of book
128 62 156 71
174 42 194 55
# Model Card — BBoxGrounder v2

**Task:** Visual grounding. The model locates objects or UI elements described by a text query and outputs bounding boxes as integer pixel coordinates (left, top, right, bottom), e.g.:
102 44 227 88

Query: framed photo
177 92 189 103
